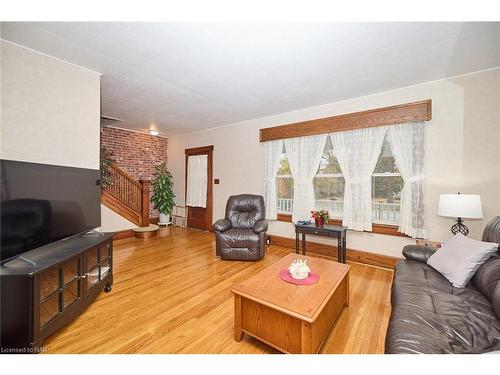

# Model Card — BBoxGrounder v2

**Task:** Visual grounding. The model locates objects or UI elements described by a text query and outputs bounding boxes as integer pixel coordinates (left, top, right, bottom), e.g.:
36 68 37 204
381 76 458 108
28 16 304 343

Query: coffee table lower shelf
233 275 349 354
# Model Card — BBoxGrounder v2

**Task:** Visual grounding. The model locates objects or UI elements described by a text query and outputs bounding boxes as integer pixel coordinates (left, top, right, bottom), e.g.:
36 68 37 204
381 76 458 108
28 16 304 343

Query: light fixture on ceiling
149 129 160 136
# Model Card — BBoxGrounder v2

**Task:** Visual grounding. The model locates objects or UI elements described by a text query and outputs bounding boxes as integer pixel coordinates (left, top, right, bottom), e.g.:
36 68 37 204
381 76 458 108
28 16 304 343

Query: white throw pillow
427 233 499 288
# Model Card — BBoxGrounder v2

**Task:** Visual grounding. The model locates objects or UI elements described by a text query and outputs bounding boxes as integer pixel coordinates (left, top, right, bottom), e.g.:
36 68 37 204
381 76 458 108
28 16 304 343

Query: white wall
168 68 500 258
1 40 101 169
97 205 137 232
1 41 116 231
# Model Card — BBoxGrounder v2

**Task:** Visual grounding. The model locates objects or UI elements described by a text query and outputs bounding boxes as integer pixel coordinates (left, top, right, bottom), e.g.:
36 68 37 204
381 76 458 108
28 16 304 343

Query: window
276 144 294 213
276 134 407 231
313 137 344 218
372 136 403 225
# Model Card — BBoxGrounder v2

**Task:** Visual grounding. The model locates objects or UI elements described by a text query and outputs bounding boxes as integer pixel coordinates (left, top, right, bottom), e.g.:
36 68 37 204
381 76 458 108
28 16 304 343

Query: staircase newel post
139 180 150 227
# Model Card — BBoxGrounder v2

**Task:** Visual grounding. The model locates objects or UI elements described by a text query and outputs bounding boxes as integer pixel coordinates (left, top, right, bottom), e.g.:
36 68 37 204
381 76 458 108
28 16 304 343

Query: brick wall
101 126 168 219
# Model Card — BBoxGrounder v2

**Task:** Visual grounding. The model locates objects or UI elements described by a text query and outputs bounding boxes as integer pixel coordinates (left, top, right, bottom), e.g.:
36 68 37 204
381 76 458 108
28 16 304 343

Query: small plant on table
311 210 329 228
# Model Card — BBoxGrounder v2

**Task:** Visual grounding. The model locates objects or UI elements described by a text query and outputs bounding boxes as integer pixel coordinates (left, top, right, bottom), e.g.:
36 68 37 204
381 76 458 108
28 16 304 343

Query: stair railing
101 163 150 227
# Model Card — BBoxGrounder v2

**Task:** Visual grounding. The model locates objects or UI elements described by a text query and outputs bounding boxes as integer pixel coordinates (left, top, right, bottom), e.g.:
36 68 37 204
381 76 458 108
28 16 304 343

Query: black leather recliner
385 216 500 354
214 194 268 261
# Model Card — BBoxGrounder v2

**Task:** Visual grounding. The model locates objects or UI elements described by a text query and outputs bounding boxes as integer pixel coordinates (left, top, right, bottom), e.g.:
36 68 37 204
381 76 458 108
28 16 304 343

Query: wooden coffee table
231 253 350 354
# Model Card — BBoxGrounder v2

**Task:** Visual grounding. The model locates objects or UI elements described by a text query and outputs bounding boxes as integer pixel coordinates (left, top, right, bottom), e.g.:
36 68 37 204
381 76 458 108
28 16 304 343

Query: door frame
184 145 214 231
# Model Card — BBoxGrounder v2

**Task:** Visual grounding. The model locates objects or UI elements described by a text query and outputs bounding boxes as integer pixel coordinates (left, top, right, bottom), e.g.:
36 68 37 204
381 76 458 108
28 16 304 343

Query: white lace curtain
262 122 426 238
186 154 208 208
331 127 387 231
285 134 327 222
264 139 284 220
388 121 426 238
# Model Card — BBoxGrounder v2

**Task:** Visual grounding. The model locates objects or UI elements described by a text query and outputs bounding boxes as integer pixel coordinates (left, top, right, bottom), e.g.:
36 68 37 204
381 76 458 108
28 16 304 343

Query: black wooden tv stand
0 231 115 352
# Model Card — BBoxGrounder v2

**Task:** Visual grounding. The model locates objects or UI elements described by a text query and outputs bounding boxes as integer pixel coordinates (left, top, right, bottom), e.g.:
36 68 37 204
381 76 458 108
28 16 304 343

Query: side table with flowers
311 210 329 228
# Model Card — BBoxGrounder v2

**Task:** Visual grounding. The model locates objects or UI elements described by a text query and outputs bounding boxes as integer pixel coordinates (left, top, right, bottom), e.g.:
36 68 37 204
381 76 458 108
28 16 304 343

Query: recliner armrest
402 245 437 263
214 219 231 232
253 220 268 234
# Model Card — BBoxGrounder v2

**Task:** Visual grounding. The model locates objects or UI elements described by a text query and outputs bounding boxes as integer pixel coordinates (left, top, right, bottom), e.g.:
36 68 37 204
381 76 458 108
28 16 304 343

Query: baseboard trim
268 235 398 270
113 229 135 240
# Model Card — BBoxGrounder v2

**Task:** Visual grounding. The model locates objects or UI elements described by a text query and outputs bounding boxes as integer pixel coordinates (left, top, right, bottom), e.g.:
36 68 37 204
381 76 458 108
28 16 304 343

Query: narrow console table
0 232 114 352
294 223 347 263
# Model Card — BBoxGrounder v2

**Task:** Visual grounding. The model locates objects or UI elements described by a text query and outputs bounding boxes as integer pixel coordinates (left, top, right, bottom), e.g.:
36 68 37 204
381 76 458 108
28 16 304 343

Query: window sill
276 214 409 238
277 213 293 222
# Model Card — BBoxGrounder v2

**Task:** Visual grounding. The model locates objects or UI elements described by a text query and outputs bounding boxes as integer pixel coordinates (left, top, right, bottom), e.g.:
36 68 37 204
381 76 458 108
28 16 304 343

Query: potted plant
151 162 175 224
311 210 329 228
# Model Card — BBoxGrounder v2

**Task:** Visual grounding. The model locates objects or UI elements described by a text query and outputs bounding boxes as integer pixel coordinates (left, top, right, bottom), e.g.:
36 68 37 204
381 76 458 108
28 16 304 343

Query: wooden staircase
101 163 157 237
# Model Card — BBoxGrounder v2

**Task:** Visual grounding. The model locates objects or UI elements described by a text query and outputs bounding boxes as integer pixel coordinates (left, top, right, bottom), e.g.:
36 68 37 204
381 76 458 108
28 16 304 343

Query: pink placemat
278 269 320 285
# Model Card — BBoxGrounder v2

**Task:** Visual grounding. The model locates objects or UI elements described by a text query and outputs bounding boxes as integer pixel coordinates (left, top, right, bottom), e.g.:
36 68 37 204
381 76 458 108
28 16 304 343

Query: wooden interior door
185 145 213 231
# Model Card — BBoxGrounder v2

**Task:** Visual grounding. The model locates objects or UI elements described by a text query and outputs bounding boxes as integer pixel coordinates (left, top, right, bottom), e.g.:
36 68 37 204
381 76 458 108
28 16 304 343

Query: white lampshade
438 194 483 219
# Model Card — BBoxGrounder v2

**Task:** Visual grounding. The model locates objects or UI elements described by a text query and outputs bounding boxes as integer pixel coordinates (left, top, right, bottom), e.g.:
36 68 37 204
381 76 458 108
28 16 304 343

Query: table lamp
438 193 483 236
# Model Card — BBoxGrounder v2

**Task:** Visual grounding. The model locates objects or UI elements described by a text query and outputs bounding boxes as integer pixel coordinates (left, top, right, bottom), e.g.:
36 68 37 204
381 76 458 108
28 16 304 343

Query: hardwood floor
43 227 393 354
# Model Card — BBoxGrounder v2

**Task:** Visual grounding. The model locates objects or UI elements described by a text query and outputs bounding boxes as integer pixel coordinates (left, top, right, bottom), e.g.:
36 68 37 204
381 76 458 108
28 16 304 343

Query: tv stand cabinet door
83 240 112 298
33 254 84 347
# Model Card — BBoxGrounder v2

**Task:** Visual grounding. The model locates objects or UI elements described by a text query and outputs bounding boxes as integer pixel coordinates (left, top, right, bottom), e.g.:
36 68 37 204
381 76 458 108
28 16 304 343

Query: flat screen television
0 159 101 261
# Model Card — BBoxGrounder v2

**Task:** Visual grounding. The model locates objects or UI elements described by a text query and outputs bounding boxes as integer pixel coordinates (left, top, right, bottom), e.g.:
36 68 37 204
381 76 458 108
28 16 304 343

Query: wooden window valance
259 100 432 142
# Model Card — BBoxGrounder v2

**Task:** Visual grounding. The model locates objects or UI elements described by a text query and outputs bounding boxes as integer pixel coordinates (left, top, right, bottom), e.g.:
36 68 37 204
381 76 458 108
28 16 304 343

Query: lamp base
451 218 469 236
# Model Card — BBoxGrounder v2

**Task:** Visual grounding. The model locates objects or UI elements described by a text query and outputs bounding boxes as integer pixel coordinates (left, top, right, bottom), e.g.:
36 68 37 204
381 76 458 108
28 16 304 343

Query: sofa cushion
473 255 500 301
482 216 500 245
493 283 500 320
427 233 498 288
386 259 500 354
393 259 454 294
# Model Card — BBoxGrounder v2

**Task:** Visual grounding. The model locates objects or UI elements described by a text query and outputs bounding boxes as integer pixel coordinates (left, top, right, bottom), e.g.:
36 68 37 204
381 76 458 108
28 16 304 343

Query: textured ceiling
2 22 500 136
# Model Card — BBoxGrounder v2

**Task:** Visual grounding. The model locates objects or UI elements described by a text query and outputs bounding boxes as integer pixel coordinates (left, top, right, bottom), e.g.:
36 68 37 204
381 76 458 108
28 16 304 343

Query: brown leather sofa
214 194 268 261
385 216 500 354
